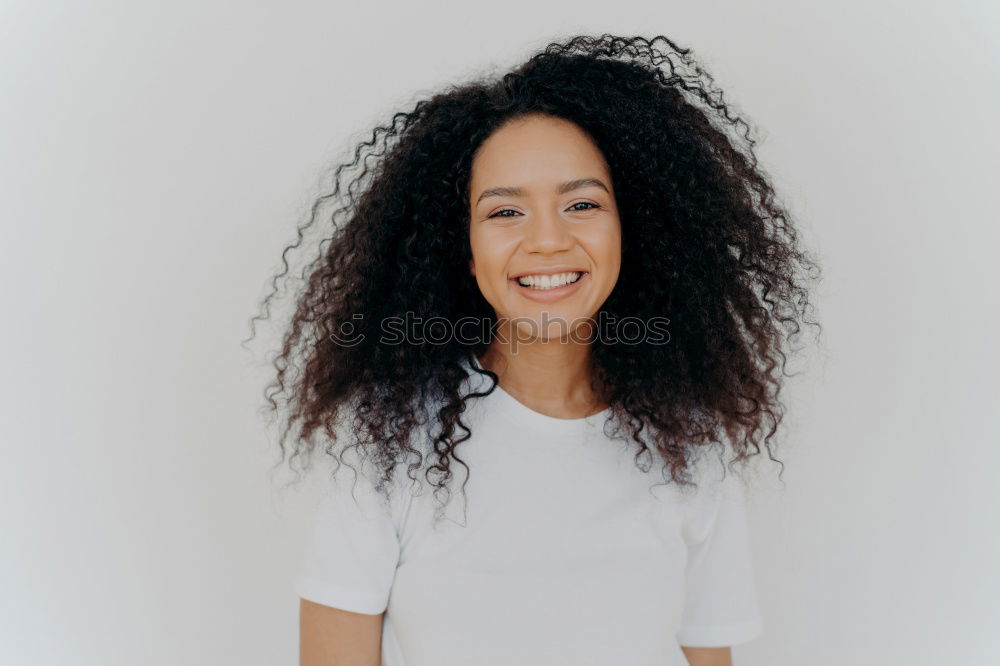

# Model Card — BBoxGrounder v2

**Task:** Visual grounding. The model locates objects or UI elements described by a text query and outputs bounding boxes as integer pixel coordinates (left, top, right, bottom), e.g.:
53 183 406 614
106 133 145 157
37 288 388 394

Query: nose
521 208 575 254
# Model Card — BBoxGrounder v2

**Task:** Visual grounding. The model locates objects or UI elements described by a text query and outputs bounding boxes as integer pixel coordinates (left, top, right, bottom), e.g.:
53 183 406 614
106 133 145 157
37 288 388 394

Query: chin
505 309 595 340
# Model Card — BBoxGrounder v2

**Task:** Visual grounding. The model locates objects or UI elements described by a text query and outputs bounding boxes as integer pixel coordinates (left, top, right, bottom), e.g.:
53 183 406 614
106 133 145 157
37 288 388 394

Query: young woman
250 34 821 666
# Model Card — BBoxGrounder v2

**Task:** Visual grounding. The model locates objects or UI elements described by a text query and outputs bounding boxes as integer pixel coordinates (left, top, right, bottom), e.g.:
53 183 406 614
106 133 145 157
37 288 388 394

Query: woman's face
468 113 622 342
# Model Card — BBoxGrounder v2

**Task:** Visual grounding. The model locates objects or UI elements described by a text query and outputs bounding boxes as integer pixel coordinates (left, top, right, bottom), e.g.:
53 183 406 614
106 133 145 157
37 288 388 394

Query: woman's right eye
488 208 519 218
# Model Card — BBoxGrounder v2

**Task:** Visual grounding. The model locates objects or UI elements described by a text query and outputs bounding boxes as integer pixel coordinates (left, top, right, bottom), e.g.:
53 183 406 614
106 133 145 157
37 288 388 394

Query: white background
2 1 998 664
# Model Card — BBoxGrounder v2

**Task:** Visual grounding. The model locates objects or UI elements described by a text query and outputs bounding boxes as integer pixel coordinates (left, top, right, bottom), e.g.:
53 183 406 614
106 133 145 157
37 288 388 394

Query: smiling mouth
511 271 587 290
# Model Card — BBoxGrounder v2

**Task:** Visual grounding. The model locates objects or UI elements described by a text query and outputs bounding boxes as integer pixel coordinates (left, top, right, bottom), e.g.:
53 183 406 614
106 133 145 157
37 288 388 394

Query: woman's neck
476 341 607 419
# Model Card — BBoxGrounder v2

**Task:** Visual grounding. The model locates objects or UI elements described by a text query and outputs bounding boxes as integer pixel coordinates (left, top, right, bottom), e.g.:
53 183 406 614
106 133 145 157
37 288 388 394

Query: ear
469 259 476 276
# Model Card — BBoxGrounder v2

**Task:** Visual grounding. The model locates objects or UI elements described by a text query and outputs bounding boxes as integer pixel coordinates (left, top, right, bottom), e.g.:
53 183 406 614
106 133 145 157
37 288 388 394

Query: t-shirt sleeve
676 452 765 647
293 460 402 615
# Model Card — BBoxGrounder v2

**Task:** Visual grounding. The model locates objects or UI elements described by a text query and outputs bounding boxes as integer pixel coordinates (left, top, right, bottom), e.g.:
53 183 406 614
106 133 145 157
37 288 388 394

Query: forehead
469 115 611 193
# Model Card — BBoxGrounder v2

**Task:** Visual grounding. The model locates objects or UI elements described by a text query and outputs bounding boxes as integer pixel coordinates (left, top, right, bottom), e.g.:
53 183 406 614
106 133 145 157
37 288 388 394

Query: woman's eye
487 202 599 219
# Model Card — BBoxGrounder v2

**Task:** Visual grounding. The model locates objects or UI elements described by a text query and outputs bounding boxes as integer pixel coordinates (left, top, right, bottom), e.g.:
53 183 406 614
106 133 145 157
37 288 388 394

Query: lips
512 271 584 289
508 271 590 303
509 268 589 279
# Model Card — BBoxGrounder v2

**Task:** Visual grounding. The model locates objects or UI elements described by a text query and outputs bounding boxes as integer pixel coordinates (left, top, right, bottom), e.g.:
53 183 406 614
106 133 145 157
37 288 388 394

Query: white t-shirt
294 356 764 665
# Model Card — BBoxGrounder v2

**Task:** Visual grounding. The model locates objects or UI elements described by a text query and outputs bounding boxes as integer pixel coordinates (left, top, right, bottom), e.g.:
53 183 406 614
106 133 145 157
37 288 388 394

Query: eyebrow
475 178 610 206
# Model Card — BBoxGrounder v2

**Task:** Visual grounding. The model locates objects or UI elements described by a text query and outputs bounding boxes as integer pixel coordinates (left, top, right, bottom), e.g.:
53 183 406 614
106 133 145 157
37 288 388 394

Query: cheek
581 224 622 291
470 229 518 275
581 224 622 262
468 237 504 297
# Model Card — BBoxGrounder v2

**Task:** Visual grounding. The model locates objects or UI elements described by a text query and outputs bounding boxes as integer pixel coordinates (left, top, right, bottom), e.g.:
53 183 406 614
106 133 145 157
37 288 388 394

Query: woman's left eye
569 202 599 211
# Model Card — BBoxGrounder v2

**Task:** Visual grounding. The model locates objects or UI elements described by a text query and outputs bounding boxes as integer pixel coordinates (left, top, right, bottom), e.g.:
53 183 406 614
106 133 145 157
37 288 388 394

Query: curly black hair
245 33 822 516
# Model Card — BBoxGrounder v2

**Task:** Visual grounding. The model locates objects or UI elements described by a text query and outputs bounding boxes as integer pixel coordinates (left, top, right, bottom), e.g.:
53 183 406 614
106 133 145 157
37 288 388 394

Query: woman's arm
680 645 733 666
300 598 383 666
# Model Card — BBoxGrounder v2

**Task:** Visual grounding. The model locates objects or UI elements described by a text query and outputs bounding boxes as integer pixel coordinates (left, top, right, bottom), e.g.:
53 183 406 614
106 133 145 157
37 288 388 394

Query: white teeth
515 271 583 289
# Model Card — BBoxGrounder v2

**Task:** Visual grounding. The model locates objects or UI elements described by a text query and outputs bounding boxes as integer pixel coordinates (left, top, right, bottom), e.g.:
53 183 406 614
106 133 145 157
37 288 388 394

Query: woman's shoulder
675 442 756 543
